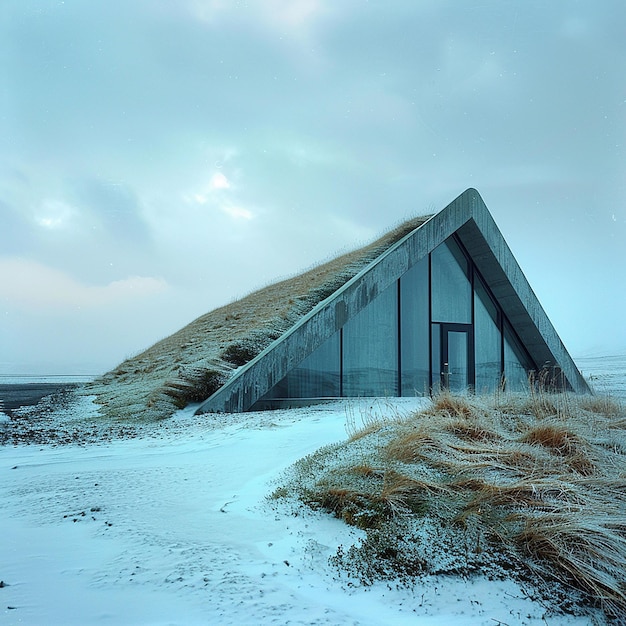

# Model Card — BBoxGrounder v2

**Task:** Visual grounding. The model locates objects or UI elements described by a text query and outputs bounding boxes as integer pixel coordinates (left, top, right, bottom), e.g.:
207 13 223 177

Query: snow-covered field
1 356 624 625
576 353 626 401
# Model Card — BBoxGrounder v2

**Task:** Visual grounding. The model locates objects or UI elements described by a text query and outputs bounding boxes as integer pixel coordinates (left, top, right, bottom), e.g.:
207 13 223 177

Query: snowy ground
576 353 626 401
1 355 624 625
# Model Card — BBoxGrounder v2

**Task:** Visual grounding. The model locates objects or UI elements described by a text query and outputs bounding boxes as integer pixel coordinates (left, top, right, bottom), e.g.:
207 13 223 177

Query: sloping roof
196 188 589 414
86 215 431 420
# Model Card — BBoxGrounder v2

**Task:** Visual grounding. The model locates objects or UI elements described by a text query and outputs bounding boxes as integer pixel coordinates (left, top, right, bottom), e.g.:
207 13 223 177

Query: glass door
440 324 474 392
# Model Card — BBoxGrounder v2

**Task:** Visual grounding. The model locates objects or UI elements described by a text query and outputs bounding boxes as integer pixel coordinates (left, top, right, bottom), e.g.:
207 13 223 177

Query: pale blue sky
1 0 625 374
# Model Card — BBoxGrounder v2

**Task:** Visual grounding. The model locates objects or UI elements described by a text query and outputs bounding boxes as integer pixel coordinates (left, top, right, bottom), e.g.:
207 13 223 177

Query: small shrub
159 368 227 407
269 486 290 500
222 341 259 366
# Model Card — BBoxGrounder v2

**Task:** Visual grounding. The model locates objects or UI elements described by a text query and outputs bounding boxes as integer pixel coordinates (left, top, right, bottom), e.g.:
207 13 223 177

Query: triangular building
197 188 588 414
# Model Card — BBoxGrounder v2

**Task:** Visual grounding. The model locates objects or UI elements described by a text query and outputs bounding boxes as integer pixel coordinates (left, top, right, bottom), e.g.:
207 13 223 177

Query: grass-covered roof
87 215 431 420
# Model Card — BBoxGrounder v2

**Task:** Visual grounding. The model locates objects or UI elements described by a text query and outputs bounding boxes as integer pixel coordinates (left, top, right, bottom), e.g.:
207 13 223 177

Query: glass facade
260 331 341 402
431 324 441 393
446 330 469 392
343 282 398 396
253 234 537 406
504 322 534 391
431 238 472 324
400 256 430 396
474 276 502 393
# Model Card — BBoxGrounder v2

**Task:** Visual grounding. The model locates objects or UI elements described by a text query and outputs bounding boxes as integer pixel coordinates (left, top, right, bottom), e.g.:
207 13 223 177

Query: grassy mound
275 391 626 623
86 216 430 421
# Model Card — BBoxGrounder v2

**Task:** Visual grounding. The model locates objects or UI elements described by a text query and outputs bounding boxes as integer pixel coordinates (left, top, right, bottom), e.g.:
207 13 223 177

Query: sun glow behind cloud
210 172 231 190
34 200 77 230
184 169 254 220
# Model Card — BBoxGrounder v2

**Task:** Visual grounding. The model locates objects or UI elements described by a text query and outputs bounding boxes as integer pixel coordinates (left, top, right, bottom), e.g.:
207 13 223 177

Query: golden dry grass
280 391 626 621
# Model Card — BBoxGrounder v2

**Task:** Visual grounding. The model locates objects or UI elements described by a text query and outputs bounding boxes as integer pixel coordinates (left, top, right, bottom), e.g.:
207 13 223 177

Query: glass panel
474 276 502 393
260 331 340 400
400 256 429 396
342 282 398 396
447 331 469 392
431 238 471 323
431 323 440 393
504 323 532 391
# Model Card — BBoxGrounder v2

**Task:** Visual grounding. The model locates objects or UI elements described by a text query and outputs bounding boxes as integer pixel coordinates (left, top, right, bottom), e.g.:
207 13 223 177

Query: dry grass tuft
431 392 475 418
345 399 413 441
520 424 595 476
385 429 444 464
347 422 385 442
349 464 384 478
447 420 499 442
521 424 581 455
315 487 367 515
302 466 443 529
579 395 623 419
496 447 540 472
378 471 445 516
516 514 626 619
566 451 596 477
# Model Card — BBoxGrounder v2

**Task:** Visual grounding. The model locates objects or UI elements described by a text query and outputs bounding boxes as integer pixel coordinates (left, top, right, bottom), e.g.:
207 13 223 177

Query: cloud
256 0 332 35
0 258 168 310
33 199 78 230
185 0 330 31
0 200 32 254
218 204 254 220
2 0 625 373
70 178 150 241
210 172 231 190
183 167 255 220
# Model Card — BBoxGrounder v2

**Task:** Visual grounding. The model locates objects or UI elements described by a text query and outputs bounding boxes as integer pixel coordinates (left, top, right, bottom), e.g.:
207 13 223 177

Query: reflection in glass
259 331 340 400
447 330 469 392
400 256 429 396
474 276 502 393
431 323 441 393
343 282 398 396
431 238 471 323
504 323 532 391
